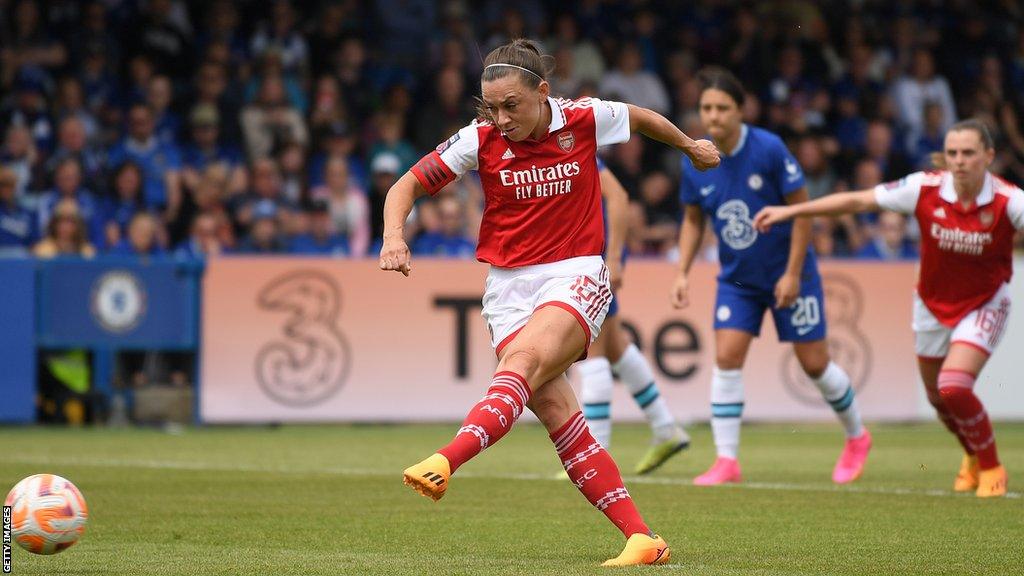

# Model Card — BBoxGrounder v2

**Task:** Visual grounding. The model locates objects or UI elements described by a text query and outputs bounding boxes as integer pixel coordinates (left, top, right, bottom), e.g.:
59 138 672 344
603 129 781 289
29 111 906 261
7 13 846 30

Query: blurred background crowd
2 0 1024 264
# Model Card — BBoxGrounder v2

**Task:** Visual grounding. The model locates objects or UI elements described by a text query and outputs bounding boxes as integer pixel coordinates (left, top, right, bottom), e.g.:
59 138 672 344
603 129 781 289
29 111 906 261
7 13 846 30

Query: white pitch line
4 455 1019 500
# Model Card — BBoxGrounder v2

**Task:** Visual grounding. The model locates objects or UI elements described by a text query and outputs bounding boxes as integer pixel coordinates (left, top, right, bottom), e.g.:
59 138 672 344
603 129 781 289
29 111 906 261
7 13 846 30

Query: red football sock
933 402 975 455
938 370 999 470
920 357 973 453
438 371 531 473
551 412 650 538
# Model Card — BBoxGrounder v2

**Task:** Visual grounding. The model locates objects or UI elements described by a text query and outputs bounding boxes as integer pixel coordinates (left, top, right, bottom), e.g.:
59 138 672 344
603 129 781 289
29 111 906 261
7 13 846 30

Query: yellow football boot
976 465 1007 498
402 453 451 501
601 533 671 567
953 455 979 493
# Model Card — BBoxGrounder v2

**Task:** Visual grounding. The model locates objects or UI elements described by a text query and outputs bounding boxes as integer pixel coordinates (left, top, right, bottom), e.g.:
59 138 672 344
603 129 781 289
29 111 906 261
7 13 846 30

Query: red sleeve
411 151 457 195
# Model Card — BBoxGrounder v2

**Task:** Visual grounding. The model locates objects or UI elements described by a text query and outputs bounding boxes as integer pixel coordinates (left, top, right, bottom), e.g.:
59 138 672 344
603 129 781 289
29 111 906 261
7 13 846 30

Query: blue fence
0 257 202 423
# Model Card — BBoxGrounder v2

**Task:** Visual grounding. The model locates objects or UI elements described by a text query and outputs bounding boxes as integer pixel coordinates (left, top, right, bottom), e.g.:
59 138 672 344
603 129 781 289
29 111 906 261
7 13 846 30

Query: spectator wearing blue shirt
175 213 224 260
228 158 294 239
0 125 40 200
237 199 288 254
146 75 183 146
37 158 104 247
907 101 946 169
411 196 475 258
832 94 868 154
249 1 310 78
190 60 244 148
181 104 246 195
854 212 918 261
289 200 350 256
2 77 55 155
861 120 912 182
106 212 166 258
99 162 147 249
78 44 118 115
308 122 368 191
107 104 183 220
830 45 885 115
44 117 106 193
766 47 819 112
0 167 37 256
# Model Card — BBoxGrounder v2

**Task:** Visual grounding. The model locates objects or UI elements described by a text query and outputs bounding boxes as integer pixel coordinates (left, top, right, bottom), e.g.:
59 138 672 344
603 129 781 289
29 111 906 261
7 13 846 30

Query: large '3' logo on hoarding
255 271 350 407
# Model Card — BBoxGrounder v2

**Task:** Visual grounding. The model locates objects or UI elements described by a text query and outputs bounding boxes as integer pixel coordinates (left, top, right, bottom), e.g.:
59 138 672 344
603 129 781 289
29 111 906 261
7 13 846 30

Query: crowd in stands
2 0 1024 263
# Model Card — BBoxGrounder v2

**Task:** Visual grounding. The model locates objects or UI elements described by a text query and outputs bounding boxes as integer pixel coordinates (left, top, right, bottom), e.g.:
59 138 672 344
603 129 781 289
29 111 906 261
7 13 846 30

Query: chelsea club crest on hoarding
90 271 146 333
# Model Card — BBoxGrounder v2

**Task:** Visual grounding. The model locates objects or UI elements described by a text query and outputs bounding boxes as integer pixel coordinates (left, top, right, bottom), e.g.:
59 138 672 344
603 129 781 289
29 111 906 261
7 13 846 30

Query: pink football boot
693 456 742 486
832 429 872 484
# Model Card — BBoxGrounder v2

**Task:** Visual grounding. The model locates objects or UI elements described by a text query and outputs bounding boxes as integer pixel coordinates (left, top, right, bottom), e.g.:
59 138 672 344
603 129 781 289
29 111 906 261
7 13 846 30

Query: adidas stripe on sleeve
411 124 480 195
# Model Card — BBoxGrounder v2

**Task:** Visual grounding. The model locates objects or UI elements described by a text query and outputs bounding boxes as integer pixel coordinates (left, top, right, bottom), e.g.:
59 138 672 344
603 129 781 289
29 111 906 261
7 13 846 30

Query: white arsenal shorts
913 283 1012 358
481 255 611 357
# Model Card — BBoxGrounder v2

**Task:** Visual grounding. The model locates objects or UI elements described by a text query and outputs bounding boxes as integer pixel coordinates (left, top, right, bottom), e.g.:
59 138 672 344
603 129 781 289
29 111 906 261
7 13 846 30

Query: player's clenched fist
379 237 412 276
686 139 721 171
669 273 691 309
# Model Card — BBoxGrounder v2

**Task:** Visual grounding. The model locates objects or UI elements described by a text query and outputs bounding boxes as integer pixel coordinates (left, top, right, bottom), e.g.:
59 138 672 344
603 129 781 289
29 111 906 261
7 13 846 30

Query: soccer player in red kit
755 120 1024 497
379 39 719 565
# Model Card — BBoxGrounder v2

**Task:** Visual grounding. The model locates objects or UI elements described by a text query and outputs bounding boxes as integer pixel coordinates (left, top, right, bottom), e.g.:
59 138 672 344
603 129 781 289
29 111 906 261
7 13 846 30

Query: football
4 474 88 555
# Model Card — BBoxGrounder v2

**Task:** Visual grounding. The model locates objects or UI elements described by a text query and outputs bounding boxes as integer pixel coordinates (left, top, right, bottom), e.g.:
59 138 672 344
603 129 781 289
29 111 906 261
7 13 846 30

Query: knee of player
714 355 744 371
527 393 575 431
937 385 969 402
796 347 830 378
501 347 542 381
937 371 976 401
801 362 829 380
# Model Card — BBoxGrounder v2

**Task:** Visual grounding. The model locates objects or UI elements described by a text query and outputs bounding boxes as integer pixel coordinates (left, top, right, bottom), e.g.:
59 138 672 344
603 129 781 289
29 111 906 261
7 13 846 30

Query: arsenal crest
557 131 575 152
980 210 994 227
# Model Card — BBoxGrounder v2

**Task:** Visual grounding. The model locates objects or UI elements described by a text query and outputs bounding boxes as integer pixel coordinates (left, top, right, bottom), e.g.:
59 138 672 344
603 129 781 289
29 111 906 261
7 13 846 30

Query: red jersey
410 97 631 268
875 170 1024 326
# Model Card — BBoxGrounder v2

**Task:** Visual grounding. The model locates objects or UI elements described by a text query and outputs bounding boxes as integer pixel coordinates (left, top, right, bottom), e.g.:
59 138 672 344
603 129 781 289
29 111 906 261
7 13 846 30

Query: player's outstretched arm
599 166 629 290
626 104 720 171
380 171 429 277
753 190 880 233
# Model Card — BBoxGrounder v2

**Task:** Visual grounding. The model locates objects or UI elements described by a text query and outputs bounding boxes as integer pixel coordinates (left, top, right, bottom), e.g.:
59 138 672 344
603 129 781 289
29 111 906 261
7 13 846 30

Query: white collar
940 171 993 207
546 96 567 134
503 97 566 141
727 124 749 157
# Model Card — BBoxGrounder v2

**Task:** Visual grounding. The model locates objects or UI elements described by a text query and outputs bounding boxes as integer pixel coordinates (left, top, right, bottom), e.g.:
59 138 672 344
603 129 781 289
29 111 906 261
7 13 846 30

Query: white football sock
578 357 614 449
812 361 864 438
613 344 678 441
711 367 744 459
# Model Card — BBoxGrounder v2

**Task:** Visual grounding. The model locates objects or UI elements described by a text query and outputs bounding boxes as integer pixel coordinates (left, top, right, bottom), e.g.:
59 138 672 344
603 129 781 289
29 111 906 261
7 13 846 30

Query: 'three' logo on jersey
930 224 992 256
716 199 758 250
499 161 581 200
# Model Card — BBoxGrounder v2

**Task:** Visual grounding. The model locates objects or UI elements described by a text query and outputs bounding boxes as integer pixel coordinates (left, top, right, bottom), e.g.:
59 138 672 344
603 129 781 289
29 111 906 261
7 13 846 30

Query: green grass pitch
1 423 1022 575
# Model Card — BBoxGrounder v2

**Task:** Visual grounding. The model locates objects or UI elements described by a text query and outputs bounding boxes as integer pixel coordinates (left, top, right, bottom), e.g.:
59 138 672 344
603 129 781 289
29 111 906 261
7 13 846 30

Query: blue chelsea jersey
680 124 817 292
